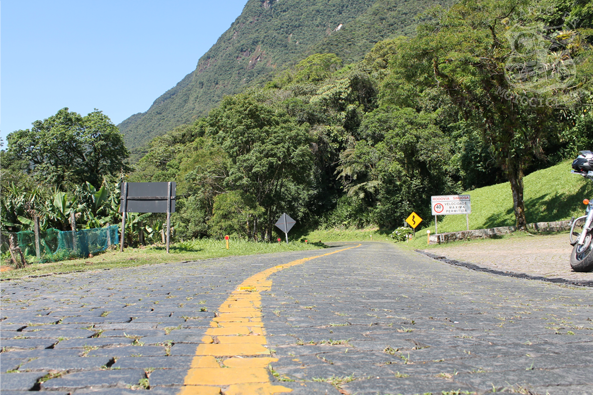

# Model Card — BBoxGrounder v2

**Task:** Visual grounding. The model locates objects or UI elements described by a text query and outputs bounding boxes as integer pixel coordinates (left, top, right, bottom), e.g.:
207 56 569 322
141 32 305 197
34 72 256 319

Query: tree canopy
7 108 131 190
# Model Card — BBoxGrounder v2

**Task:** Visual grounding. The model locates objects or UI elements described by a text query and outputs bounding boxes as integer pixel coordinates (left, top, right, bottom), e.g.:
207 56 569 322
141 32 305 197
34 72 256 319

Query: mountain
119 0 452 150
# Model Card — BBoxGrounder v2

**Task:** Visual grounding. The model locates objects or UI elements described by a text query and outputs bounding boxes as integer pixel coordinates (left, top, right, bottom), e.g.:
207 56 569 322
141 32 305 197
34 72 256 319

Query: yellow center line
178 244 362 395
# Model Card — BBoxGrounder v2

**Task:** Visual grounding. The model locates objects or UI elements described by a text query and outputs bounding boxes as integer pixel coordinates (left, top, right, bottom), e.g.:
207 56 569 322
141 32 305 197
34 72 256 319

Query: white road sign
431 195 471 215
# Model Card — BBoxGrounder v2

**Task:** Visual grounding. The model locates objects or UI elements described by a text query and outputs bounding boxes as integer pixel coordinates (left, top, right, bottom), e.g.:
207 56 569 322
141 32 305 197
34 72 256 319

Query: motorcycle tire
570 233 593 272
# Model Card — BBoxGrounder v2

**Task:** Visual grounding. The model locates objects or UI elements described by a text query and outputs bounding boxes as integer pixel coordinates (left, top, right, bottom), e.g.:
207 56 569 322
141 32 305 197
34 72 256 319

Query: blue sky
1 0 247 146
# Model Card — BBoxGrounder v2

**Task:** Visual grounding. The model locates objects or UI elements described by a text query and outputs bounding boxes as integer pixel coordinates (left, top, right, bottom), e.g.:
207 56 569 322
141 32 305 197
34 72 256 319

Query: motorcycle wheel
570 232 593 272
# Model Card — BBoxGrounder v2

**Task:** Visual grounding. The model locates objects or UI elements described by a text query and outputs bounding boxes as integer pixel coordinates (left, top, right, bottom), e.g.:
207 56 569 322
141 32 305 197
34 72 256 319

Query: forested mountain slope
118 0 452 150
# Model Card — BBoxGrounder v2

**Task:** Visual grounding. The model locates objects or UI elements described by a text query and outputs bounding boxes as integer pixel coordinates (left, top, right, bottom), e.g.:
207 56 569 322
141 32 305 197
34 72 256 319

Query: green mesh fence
13 226 119 263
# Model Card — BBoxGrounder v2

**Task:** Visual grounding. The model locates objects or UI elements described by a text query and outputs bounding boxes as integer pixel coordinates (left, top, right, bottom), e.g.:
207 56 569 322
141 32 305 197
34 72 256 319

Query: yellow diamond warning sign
406 212 422 229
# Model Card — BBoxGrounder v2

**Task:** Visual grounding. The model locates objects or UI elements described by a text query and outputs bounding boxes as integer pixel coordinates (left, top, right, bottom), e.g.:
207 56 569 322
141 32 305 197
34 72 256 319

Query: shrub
390 227 412 242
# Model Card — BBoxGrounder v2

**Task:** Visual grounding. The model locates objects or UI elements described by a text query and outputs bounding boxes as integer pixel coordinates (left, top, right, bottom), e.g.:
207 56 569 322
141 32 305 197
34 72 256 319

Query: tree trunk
506 160 527 230
9 233 27 268
139 222 144 245
246 214 251 240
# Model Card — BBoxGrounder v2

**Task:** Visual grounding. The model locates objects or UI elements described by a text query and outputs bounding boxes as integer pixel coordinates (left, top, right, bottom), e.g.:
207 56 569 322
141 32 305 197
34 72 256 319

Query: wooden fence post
70 212 77 253
120 182 128 252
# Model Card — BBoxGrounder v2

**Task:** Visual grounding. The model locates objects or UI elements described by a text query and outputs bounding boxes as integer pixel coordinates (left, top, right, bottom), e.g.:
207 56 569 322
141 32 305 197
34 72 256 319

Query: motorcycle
569 150 593 272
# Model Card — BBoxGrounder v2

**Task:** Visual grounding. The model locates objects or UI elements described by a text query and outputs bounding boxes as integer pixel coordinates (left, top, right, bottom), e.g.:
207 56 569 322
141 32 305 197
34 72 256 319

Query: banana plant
45 190 86 231
0 183 48 232
123 212 153 247
83 211 111 229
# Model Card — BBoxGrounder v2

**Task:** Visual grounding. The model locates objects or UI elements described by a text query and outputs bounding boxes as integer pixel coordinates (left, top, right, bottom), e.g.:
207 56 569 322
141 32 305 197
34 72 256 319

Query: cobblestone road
1 243 593 394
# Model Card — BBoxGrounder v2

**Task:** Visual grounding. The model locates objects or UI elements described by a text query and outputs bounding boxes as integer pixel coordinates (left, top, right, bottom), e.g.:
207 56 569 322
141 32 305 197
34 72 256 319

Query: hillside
414 160 593 236
118 0 453 150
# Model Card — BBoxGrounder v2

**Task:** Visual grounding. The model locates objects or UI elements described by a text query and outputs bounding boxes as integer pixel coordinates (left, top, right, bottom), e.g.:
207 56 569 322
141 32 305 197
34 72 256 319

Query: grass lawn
406 160 592 241
297 227 392 243
1 238 326 280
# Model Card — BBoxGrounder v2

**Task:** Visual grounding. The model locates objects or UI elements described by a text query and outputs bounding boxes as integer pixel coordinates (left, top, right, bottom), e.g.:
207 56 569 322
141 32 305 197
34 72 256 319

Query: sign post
405 212 422 237
431 195 471 234
225 235 229 249
120 182 176 253
275 213 296 243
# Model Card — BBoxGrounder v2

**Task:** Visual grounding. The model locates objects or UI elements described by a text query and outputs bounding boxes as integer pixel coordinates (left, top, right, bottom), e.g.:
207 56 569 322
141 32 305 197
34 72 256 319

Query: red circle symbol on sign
225 235 229 240
434 203 444 214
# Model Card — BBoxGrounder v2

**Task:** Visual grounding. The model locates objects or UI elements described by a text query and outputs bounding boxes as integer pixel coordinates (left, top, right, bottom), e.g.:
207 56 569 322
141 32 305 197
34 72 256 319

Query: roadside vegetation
0 238 325 280
401 159 592 250
2 0 592 274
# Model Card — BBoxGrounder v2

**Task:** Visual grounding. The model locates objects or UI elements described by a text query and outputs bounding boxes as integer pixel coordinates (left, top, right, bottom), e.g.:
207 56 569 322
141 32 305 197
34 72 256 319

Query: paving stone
73 387 180 394
531 385 593 395
1 391 68 395
54 337 134 349
94 323 159 330
275 345 326 357
454 367 593 388
41 369 145 390
16 328 94 339
19 356 111 371
1 338 57 350
0 331 22 339
275 381 341 394
4 316 60 325
138 335 203 345
343 376 475 395
99 329 163 338
1 358 28 372
87 345 167 358
0 324 28 331
148 369 188 387
59 317 114 324
0 371 47 391
168 343 198 356
0 348 81 359
113 356 193 369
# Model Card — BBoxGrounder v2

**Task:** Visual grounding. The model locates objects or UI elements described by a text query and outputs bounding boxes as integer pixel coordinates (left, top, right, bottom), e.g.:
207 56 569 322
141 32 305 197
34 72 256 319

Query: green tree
7 108 131 190
208 191 264 239
338 106 455 227
206 94 314 239
392 0 593 228
294 53 343 84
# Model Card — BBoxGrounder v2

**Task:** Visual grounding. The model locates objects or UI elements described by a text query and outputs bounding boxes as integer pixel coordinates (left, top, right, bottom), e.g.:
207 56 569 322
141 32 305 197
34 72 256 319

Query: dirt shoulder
419 233 593 285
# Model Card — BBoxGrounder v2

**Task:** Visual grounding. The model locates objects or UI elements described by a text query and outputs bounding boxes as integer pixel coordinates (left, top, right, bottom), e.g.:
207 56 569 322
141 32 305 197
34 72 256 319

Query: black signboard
120 182 176 213
120 182 176 253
